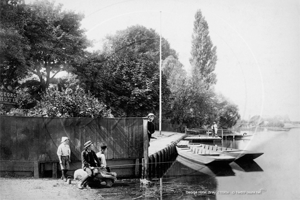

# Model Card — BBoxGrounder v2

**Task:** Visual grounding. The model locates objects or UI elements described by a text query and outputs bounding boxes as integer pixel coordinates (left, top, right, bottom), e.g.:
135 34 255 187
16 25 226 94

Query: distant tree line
0 0 240 128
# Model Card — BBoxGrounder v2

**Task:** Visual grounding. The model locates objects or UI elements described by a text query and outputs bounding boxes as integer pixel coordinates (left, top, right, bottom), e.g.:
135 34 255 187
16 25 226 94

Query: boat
176 155 235 177
222 131 253 140
176 141 235 165
194 143 264 161
231 159 263 172
184 135 222 144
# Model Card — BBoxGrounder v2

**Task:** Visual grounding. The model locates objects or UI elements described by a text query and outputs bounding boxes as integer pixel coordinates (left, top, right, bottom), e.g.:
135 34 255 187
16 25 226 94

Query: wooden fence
0 116 144 178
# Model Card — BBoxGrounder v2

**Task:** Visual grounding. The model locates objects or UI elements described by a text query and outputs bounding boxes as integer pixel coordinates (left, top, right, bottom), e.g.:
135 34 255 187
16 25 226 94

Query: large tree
190 10 217 89
76 25 176 117
180 9 220 128
22 0 90 92
0 0 29 89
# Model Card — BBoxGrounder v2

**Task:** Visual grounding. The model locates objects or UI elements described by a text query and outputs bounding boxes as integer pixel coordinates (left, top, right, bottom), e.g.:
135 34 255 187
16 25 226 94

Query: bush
26 87 113 118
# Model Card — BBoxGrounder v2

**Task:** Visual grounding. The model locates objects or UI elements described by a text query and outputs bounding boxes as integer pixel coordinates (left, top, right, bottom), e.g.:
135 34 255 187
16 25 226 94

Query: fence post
34 161 39 178
142 117 149 179
135 158 140 177
52 162 58 178
221 129 223 147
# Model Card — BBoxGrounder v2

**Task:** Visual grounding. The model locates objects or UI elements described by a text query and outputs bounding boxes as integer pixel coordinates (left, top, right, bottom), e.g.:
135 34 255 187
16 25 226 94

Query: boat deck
189 143 263 160
185 136 222 141
176 146 235 165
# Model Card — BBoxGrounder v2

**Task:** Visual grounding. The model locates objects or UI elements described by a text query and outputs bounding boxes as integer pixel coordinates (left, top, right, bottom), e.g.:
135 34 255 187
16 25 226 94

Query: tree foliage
162 55 189 126
102 25 176 117
216 95 240 128
26 87 112 118
1 4 241 127
23 0 90 92
190 10 217 89
75 25 176 117
73 52 109 104
0 0 90 94
160 10 239 129
0 0 29 89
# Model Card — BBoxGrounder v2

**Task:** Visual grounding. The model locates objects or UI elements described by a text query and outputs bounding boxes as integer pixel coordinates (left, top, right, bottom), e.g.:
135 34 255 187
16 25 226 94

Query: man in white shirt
211 122 218 137
57 137 71 181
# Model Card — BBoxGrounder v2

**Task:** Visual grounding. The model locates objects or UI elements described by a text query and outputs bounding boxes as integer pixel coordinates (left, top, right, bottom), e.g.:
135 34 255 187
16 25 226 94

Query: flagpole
159 11 162 135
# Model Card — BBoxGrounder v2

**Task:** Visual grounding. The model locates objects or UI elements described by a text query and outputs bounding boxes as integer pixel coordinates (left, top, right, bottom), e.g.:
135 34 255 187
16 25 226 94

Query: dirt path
0 177 147 200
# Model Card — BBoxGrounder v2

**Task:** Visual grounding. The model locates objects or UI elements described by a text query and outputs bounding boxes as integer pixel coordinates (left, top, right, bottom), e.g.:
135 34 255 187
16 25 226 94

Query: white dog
73 169 88 181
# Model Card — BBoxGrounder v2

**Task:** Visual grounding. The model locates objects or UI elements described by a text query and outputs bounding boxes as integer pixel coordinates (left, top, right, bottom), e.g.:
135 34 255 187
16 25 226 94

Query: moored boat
176 141 235 165
193 143 264 161
222 131 253 140
176 155 235 177
184 135 222 144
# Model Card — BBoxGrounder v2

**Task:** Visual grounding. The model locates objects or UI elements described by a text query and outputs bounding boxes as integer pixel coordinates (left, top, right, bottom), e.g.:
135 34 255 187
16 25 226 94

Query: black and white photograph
0 0 299 199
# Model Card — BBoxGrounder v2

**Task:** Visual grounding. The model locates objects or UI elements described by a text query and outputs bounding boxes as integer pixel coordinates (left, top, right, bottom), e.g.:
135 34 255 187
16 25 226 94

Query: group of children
57 137 109 189
56 113 159 189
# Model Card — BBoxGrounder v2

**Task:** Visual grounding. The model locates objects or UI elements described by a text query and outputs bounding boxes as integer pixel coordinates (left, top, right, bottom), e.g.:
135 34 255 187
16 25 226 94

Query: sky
26 0 300 121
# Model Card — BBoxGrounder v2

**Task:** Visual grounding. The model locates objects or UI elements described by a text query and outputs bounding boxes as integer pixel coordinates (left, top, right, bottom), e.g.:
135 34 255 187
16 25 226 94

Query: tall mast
159 11 162 135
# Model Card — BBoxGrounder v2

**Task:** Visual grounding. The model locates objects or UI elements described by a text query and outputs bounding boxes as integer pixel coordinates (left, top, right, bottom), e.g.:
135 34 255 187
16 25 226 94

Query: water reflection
162 159 218 199
231 160 263 172
176 155 235 177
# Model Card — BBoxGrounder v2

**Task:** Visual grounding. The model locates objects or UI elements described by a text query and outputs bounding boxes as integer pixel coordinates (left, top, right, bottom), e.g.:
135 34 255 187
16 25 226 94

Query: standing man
147 113 156 146
78 140 101 189
57 136 71 181
211 122 218 137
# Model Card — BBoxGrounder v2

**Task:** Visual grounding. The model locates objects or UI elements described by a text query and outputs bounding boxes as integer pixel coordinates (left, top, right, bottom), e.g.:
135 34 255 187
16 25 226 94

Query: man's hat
61 137 69 143
84 140 92 149
148 113 155 117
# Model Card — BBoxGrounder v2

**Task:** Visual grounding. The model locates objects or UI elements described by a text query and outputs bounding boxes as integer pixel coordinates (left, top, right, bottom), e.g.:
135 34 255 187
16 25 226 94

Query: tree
0 0 29 89
72 52 109 104
176 9 220 128
190 10 217 89
75 25 176 117
162 55 187 93
162 55 189 127
22 0 90 92
218 103 240 128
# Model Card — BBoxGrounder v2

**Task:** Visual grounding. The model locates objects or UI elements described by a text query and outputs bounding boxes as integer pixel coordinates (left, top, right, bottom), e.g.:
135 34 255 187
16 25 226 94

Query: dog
73 169 88 181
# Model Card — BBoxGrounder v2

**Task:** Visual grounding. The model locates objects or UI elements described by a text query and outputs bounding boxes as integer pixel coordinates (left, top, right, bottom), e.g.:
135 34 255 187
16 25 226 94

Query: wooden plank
0 161 34 172
34 161 39 178
52 162 58 178
135 158 140 177
143 117 148 179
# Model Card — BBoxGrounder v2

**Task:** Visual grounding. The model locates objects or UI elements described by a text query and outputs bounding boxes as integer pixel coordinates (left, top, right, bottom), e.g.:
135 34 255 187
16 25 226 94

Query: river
160 128 300 200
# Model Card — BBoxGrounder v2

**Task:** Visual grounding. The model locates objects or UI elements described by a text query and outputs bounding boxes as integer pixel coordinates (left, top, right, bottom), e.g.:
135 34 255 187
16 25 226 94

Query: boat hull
222 150 263 160
194 144 264 161
176 146 235 165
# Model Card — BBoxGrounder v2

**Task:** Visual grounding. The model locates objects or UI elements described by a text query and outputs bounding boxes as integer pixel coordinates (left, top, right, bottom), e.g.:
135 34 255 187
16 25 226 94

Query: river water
160 128 300 200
